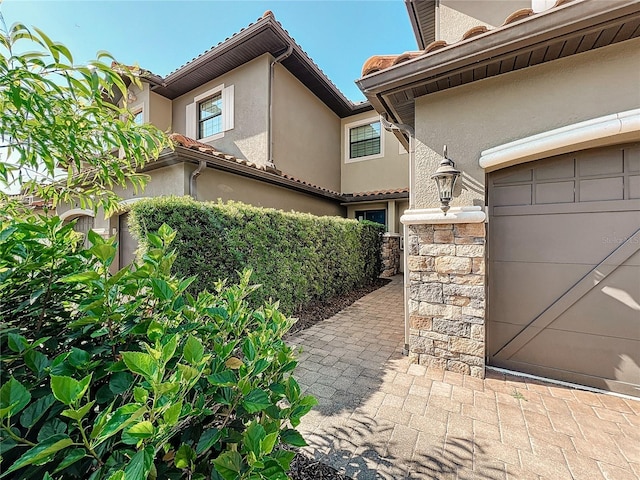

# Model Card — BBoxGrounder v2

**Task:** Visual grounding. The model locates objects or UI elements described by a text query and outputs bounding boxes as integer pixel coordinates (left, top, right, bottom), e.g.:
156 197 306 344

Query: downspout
380 115 415 355
189 160 207 199
267 45 294 167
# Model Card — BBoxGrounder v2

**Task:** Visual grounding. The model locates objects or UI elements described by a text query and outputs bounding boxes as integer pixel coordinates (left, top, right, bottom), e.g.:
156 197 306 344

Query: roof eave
358 0 640 122
404 0 436 50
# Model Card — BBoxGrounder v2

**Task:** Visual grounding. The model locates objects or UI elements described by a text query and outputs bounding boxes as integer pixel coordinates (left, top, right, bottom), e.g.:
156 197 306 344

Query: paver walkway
289 276 640 480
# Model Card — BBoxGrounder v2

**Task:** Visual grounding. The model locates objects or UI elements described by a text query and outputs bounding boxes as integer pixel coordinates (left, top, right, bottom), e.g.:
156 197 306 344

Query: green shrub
0 216 315 479
130 197 384 314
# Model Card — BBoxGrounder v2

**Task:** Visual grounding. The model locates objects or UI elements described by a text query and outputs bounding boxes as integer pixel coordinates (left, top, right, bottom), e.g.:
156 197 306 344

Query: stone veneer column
380 233 401 277
402 207 486 378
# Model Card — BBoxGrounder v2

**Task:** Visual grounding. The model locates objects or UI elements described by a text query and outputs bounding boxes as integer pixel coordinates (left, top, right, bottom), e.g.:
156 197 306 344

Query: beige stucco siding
438 1 529 43
193 166 344 217
271 63 341 192
413 38 640 209
341 111 409 194
172 55 270 165
149 92 172 133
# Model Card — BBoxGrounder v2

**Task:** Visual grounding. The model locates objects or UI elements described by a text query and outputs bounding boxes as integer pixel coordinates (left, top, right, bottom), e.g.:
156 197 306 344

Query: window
344 116 384 163
198 93 222 138
186 84 234 141
356 209 386 227
133 109 143 125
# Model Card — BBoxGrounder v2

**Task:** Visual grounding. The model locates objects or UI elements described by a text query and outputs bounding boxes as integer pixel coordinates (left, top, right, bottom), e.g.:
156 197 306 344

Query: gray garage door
487 143 640 397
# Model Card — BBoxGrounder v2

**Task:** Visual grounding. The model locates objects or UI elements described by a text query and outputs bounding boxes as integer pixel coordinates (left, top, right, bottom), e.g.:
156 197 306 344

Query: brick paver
289 276 640 480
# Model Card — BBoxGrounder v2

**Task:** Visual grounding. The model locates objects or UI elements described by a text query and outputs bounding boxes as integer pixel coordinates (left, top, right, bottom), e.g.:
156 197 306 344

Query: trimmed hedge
130 196 384 313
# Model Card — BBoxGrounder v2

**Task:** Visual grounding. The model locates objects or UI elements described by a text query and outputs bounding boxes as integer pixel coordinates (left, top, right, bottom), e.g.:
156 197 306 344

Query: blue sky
1 0 418 102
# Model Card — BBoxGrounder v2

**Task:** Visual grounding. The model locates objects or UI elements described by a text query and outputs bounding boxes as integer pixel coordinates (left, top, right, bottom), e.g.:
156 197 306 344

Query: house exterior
358 0 640 396
57 11 409 272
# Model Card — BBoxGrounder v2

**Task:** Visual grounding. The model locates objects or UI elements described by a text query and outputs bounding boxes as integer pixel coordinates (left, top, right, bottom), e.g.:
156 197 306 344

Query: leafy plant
0 19 171 214
130 196 384 314
0 218 316 479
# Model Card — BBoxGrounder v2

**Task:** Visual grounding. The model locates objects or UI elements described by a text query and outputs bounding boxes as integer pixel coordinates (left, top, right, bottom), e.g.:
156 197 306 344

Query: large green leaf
280 428 307 447
243 422 265 456
195 428 221 455
241 389 271 414
151 278 173 301
60 271 100 283
24 350 50 376
20 394 56 428
0 434 73 477
123 446 154 480
0 377 31 419
121 352 157 380
53 448 86 473
50 374 92 405
91 404 145 445
109 372 134 395
213 451 244 480
162 400 182 426
183 335 204 364
174 444 195 469
127 421 154 439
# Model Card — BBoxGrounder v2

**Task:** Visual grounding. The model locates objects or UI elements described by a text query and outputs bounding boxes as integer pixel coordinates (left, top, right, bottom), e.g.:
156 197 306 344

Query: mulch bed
287 277 391 336
285 277 391 479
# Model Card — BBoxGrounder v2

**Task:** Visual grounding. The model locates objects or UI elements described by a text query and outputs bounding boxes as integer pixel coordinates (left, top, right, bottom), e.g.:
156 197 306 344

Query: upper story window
344 116 384 163
133 109 144 125
186 84 234 142
198 93 222 138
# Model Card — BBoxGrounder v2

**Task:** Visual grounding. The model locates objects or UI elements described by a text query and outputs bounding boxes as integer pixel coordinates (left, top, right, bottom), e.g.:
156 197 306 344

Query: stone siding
407 222 486 377
380 233 401 277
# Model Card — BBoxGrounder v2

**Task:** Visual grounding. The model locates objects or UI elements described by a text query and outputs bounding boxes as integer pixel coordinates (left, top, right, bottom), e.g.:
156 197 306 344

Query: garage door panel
488 143 640 396
503 330 640 386
488 262 592 327
489 212 639 264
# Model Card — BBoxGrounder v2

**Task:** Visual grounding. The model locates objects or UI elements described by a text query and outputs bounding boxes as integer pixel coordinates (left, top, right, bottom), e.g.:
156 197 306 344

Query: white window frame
186 84 234 142
344 116 385 164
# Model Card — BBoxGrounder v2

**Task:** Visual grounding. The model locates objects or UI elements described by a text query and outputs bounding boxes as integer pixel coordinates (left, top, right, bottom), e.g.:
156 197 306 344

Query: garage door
487 143 640 397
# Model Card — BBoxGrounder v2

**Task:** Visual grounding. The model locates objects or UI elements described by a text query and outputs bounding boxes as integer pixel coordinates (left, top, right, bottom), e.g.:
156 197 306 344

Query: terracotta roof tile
169 134 341 196
361 0 576 77
344 187 409 198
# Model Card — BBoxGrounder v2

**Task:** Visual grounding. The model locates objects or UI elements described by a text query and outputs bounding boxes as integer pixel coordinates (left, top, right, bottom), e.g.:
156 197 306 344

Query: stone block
460 354 484 367
454 223 485 237
418 283 443 303
450 274 484 285
419 244 456 256
418 302 454 317
470 324 485 341
435 256 472 274
420 331 449 342
470 366 485 378
461 315 484 325
445 295 470 307
407 255 431 272
434 224 453 230
443 283 485 300
409 271 421 281
408 299 419 315
410 315 432 330
421 272 450 283
454 236 485 245
410 335 434 354
455 244 485 258
432 318 470 337
447 360 471 375
434 348 458 359
462 306 485 318
450 337 484 357
434 230 454 244
472 257 485 275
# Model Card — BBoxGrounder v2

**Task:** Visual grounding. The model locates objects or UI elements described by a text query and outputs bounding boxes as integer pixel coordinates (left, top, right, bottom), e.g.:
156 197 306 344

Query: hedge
129 196 384 314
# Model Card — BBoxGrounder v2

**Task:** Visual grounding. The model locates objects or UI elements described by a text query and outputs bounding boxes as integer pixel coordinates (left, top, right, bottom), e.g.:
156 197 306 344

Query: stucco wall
413 38 640 209
192 166 344 217
438 1 529 43
172 55 270 165
341 111 409 195
149 91 172 133
272 63 341 192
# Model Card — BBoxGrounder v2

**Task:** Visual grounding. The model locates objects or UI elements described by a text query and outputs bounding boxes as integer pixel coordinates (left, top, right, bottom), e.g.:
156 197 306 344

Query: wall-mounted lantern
430 145 460 215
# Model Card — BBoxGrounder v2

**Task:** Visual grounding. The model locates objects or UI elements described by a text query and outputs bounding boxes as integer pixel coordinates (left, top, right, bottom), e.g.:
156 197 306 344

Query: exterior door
487 143 640 396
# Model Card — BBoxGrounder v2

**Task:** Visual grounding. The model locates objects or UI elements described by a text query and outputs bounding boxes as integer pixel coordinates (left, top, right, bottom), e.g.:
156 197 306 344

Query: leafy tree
0 17 171 214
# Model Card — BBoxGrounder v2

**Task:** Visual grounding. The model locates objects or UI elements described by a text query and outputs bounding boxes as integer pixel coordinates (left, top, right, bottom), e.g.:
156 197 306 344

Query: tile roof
342 188 409 202
362 0 571 77
169 134 341 197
